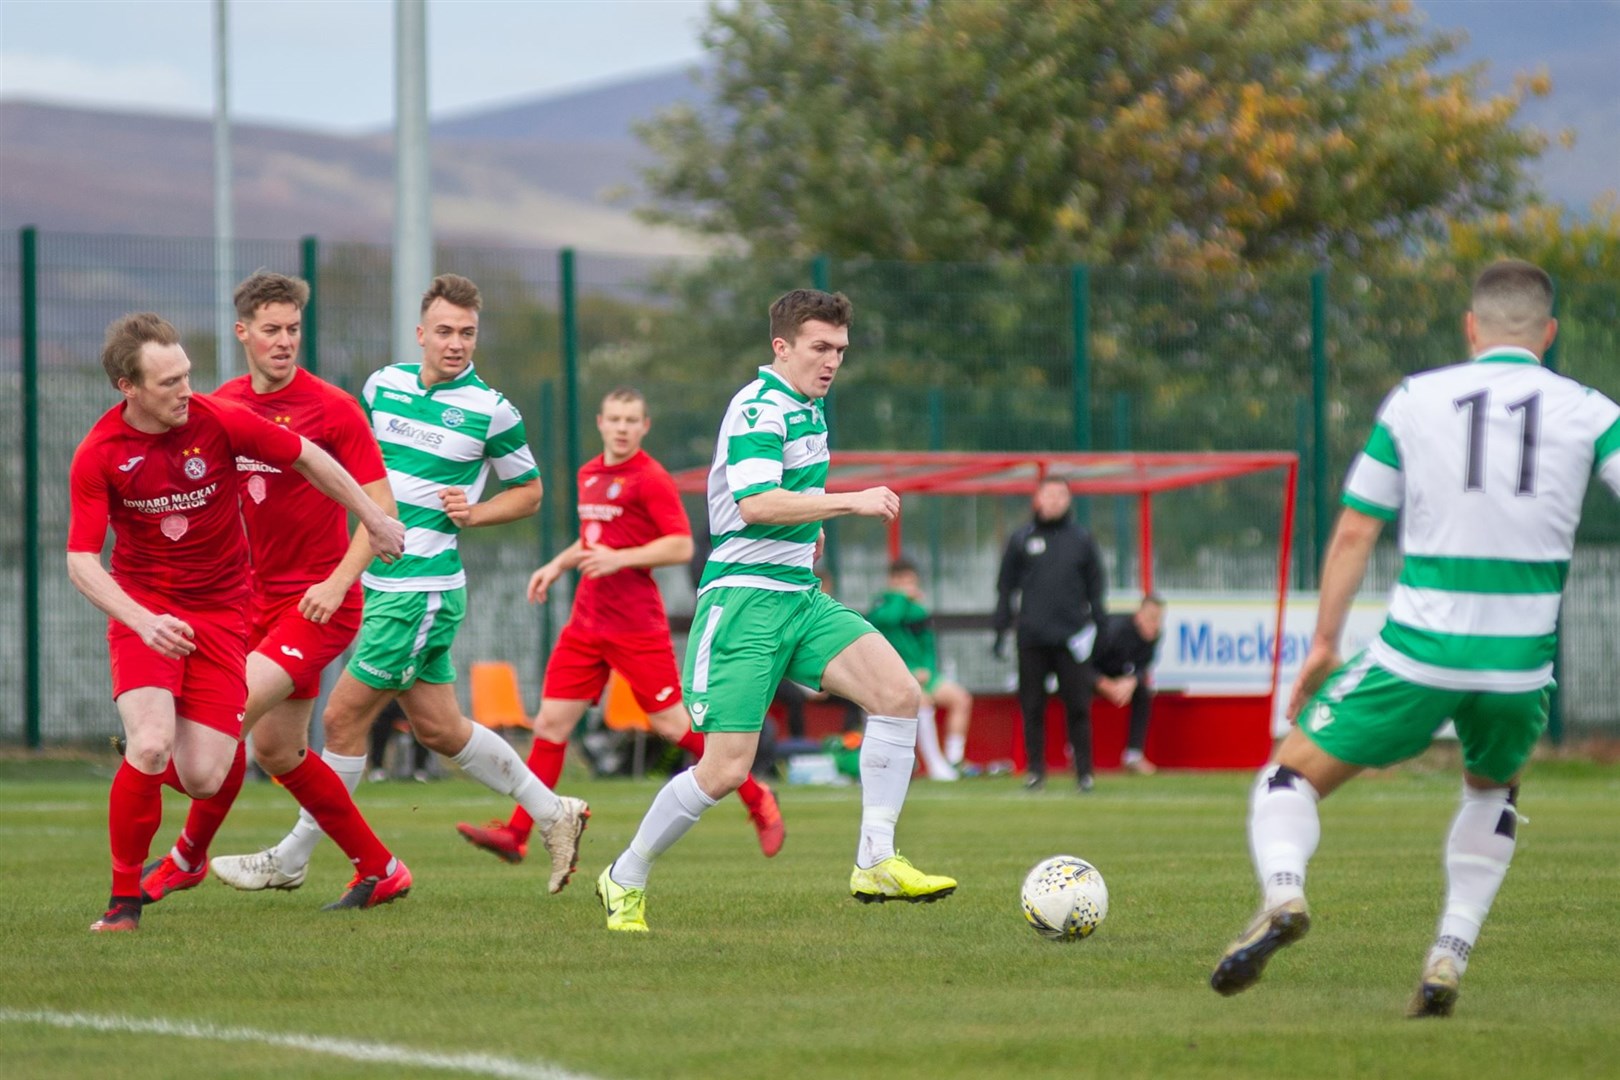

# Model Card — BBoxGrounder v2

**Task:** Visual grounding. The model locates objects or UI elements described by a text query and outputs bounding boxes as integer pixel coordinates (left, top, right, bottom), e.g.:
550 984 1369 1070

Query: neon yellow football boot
596 865 649 933
849 854 957 903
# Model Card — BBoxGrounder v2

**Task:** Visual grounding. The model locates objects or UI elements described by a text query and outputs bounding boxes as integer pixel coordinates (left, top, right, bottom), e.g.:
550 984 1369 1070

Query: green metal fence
4 228 1617 746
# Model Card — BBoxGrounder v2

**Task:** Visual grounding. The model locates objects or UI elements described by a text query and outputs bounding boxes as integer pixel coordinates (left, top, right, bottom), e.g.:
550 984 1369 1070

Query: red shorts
109 603 249 737
250 588 364 700
543 623 683 713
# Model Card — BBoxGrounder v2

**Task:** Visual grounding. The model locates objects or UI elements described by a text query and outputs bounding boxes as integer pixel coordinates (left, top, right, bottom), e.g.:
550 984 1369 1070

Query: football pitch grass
2 755 1616 1080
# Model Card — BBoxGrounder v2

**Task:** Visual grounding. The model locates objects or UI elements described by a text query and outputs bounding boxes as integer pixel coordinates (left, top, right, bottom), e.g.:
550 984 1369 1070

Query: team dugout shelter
671 451 1299 772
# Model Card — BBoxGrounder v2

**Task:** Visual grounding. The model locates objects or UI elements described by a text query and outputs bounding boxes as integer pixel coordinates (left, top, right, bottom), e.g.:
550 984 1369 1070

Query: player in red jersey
456 387 786 860
138 273 414 914
67 312 405 932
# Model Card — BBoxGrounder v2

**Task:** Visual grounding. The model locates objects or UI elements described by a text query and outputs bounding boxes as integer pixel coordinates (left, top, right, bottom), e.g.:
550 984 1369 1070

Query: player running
213 273 590 897
456 387 785 863
1210 259 1620 1017
593 289 956 933
137 273 414 913
68 312 405 932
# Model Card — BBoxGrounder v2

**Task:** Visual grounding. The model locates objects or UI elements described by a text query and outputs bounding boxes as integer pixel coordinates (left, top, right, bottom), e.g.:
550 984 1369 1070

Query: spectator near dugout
1089 594 1166 775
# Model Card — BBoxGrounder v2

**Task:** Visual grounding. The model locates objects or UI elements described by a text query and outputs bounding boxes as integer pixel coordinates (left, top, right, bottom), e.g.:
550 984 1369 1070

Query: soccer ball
1021 855 1108 941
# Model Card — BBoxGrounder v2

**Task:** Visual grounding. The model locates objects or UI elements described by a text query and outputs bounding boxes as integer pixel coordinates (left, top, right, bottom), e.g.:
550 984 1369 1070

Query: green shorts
1299 651 1548 785
346 586 466 691
683 586 874 734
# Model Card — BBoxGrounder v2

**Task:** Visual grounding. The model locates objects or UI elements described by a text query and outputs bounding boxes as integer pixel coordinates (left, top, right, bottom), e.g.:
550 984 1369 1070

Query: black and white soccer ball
1021 855 1108 941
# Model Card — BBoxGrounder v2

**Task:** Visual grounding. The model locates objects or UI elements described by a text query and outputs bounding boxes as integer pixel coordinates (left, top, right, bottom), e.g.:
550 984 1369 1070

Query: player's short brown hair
889 556 920 577
101 312 181 387
420 273 482 316
601 386 647 412
769 289 852 343
1471 259 1554 338
233 271 309 322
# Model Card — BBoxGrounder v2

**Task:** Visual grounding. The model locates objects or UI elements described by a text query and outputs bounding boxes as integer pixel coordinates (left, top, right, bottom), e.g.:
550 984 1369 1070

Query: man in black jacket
1090 594 1166 775
993 477 1108 792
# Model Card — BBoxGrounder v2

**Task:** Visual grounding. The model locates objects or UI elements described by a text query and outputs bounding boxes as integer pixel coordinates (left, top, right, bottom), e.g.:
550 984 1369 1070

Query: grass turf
1 755 1617 1079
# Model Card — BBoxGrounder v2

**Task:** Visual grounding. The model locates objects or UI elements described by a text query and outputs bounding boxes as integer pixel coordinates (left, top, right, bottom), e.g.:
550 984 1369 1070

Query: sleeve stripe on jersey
490 448 539 484
1595 416 1620 467
1363 422 1400 468
732 479 779 502
485 422 530 459
1341 490 1398 521
1379 621 1556 672
728 458 781 492
1398 554 1568 595
728 432 784 465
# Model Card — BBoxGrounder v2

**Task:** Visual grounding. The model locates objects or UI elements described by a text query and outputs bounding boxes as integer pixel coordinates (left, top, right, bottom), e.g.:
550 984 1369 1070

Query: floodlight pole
393 0 431 364
213 0 234 382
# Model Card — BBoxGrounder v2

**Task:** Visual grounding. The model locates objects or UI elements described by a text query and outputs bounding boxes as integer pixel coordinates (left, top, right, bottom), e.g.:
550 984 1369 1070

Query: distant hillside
0 72 710 255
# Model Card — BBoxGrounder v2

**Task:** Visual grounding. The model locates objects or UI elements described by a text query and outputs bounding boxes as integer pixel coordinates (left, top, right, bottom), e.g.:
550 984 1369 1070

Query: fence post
538 378 556 682
1113 391 1132 588
810 254 840 584
1294 396 1312 589
21 227 41 749
1310 269 1329 590
559 248 581 538
300 235 320 376
1071 264 1091 453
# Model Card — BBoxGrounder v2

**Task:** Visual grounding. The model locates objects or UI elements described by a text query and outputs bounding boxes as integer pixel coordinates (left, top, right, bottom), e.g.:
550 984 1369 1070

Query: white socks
914 703 956 780
273 749 366 869
857 714 917 869
1430 784 1518 975
612 769 717 888
945 733 966 766
453 723 563 827
1248 763 1321 909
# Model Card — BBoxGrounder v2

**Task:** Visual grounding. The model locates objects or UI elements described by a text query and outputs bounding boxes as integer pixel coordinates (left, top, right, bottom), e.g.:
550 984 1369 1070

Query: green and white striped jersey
359 363 539 593
1343 346 1620 692
698 366 828 594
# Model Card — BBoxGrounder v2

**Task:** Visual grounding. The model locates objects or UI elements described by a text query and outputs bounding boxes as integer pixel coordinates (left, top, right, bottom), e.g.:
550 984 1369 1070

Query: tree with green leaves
639 0 1549 272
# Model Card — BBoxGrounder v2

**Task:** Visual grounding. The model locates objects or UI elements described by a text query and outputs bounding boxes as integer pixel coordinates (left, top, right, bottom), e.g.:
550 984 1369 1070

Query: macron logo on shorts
689 701 708 727
280 645 305 661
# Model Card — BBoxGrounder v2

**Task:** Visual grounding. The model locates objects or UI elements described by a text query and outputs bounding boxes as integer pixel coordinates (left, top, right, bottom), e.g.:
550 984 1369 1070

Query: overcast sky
1 0 1614 204
0 0 712 130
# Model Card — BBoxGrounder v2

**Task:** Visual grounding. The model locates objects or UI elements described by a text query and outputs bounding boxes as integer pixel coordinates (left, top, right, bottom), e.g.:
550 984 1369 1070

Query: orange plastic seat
601 670 652 732
470 661 531 731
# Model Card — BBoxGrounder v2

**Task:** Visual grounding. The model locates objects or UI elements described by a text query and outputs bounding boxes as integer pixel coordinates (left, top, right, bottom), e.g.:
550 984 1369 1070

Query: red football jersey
571 449 691 635
214 368 386 599
68 394 304 608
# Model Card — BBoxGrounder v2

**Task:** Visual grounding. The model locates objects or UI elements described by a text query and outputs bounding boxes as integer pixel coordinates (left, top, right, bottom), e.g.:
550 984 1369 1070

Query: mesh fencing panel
8 231 1618 742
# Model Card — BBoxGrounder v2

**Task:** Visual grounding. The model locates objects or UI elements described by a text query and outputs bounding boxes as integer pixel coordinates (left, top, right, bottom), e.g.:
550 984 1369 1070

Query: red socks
277 753 393 878
679 730 766 808
506 737 567 840
108 761 165 898
172 741 247 870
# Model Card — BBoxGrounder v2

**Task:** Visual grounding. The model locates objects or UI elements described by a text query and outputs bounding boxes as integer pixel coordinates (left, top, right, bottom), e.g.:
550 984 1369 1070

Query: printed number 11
1455 389 1540 496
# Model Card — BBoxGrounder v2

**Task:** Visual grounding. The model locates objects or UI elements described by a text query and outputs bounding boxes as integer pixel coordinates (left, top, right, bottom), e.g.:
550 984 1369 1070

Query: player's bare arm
300 477 399 623
289 437 406 561
1287 506 1384 720
65 551 196 658
440 477 542 529
576 533 695 579
527 538 583 603
738 485 899 525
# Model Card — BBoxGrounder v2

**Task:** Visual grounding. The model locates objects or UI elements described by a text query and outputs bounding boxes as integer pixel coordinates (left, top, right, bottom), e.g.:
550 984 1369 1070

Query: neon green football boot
596 865 649 933
850 854 957 903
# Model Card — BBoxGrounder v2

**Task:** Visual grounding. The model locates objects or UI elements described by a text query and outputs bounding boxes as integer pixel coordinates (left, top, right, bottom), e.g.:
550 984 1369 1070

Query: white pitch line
0 1009 603 1080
